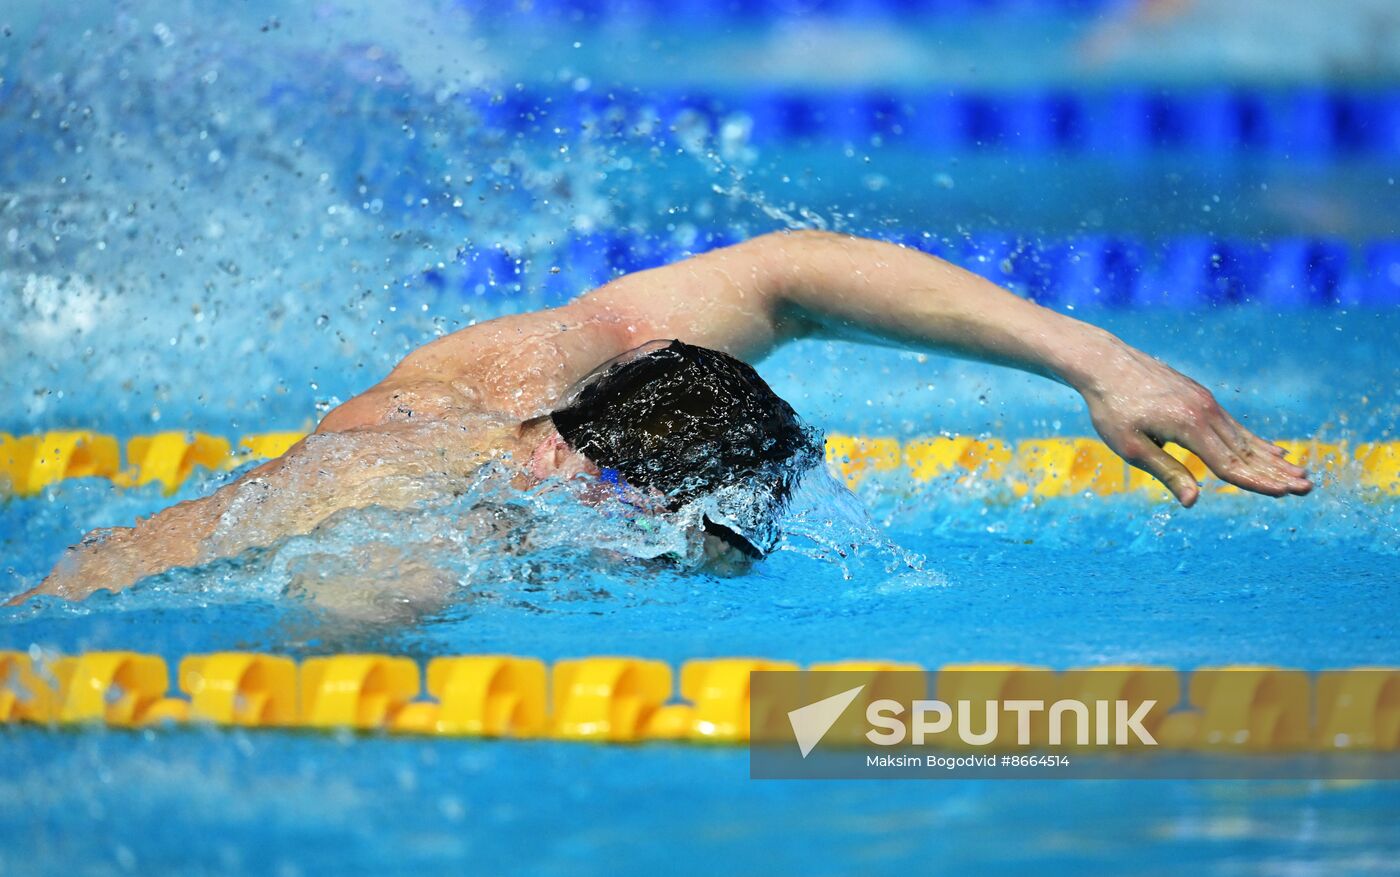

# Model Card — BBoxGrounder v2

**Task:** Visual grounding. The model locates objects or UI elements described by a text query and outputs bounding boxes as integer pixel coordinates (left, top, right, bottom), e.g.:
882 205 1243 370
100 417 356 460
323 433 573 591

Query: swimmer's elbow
739 229 854 308
750 228 864 270
751 228 845 246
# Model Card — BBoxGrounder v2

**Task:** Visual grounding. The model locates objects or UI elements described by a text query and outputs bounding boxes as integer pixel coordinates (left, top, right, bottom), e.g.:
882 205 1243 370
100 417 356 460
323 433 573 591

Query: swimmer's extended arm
320 229 1309 503
566 230 1312 505
10 425 463 605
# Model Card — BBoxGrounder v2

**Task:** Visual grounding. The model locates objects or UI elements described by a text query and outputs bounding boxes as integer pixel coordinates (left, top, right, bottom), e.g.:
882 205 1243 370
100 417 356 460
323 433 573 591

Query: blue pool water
3 1 1400 874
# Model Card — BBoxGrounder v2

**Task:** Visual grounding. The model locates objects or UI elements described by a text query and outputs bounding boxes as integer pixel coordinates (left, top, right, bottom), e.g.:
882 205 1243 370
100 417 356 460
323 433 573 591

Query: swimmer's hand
1076 340 1313 506
7 525 150 605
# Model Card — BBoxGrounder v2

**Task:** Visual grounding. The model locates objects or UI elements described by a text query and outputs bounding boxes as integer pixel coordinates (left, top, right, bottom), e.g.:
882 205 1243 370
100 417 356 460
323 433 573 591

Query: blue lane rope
248 78 1400 158
455 87 1400 157
465 0 1166 25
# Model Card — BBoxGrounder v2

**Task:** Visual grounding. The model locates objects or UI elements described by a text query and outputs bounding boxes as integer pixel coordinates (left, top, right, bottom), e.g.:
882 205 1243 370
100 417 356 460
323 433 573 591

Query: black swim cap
549 340 822 557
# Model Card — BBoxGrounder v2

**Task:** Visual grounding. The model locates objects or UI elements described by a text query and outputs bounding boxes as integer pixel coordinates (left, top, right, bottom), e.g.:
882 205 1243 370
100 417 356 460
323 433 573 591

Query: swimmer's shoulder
317 374 487 434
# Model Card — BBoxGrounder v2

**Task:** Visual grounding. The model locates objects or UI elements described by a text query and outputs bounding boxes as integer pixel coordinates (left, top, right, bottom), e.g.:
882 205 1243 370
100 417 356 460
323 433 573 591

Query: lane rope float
2 651 1397 750
1 431 1395 498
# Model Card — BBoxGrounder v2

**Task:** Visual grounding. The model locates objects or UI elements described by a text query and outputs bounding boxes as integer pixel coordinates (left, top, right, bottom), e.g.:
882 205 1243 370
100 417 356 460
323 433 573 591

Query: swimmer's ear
527 429 598 481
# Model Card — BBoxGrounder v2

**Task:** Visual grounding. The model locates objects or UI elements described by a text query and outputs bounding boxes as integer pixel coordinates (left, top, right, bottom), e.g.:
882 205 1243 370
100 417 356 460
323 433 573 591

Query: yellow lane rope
1 430 1396 498
2 651 1396 750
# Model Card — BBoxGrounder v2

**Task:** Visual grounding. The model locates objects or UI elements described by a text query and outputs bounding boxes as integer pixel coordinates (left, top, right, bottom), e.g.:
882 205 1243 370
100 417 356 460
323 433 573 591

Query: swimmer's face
524 425 755 571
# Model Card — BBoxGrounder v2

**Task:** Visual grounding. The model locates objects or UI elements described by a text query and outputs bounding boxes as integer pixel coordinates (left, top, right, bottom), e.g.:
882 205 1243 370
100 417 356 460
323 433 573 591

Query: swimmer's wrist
1044 322 1126 396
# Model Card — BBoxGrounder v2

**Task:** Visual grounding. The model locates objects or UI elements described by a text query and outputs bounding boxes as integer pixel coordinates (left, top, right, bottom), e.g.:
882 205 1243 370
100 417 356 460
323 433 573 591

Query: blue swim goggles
599 466 653 510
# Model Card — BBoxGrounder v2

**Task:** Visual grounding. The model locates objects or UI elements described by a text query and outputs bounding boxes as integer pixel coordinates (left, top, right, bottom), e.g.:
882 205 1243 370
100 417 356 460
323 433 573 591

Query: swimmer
13 231 1312 605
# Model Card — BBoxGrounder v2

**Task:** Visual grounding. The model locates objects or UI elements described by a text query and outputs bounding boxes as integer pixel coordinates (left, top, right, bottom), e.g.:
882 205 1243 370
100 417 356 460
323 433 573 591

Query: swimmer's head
545 340 823 558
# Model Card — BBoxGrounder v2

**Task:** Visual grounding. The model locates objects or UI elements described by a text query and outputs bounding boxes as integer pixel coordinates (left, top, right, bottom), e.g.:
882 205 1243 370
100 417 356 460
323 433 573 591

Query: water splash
8 446 934 634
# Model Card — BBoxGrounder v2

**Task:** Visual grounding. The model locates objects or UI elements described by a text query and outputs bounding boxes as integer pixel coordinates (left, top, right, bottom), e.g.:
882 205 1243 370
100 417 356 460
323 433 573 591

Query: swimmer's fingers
1205 412 1312 496
5 578 55 606
1189 421 1310 498
1116 431 1200 507
1221 412 1311 474
1225 415 1311 483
